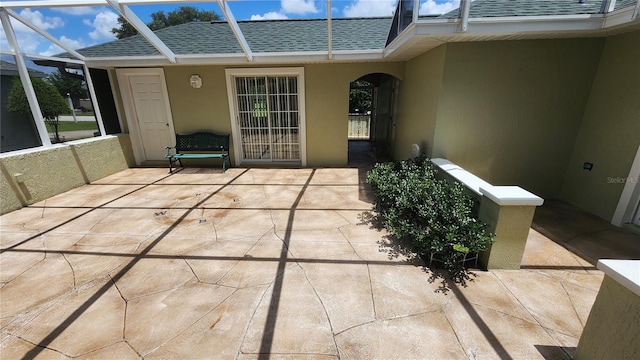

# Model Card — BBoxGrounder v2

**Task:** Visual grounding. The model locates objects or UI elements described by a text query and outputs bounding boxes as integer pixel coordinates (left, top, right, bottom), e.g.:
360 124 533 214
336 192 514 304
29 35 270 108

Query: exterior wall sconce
190 75 202 89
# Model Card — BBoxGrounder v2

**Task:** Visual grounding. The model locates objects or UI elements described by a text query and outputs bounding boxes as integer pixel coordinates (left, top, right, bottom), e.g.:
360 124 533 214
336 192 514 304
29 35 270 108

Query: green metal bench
165 132 230 173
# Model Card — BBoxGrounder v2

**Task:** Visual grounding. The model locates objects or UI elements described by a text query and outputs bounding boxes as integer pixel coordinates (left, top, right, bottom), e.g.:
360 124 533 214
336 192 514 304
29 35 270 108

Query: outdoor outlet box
14 173 25 183
583 162 594 171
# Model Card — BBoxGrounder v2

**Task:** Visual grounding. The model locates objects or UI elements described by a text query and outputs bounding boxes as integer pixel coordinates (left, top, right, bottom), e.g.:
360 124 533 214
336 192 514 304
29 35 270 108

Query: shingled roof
73 17 392 58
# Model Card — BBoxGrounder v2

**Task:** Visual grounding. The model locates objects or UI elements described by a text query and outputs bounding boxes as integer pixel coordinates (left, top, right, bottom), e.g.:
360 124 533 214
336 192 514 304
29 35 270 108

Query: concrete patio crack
181 255 201 282
108 274 128 341
442 304 473 359
298 263 340 355
142 287 238 358
560 281 585 327
61 253 77 288
237 282 274 359
366 263 378 320
492 272 569 354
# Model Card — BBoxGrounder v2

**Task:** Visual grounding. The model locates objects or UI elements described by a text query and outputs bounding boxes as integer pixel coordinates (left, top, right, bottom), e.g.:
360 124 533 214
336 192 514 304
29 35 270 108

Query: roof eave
83 50 386 67
384 8 639 60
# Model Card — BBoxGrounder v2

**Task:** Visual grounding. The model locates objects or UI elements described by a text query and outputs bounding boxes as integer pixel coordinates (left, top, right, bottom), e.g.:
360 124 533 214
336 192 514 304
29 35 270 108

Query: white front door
633 203 640 226
117 68 175 163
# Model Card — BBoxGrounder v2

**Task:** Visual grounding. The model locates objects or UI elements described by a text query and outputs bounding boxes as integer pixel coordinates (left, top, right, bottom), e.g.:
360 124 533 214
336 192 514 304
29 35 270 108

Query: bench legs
167 156 228 174
167 157 182 174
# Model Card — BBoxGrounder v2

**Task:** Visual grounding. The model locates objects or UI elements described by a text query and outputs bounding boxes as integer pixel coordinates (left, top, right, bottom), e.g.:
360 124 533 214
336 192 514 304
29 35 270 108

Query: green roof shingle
74 17 392 58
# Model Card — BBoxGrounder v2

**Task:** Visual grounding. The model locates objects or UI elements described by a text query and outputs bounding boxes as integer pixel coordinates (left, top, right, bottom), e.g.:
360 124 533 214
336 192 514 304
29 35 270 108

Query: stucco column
575 260 640 360
478 186 544 270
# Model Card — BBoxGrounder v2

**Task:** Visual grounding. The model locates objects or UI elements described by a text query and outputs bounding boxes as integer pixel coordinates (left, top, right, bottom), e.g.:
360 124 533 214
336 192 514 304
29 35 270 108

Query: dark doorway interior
348 73 398 167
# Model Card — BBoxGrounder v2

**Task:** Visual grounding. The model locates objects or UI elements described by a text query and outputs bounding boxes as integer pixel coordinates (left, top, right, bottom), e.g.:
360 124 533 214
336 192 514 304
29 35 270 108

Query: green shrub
366 156 494 279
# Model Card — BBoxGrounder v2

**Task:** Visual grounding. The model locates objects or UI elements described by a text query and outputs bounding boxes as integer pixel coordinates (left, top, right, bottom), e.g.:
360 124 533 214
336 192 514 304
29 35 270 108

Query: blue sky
1 0 461 57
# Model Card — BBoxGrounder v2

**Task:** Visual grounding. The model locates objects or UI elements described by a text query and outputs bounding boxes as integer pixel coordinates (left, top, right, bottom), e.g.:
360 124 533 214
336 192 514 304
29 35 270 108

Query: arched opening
348 73 399 167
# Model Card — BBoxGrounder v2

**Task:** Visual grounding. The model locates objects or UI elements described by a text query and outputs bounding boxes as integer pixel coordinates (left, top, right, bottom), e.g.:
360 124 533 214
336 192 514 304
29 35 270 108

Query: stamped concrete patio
0 167 616 359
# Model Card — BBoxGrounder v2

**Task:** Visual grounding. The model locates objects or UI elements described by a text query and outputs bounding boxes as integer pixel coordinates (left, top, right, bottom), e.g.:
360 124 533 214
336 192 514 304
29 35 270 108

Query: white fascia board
5 8 85 60
413 15 604 37
604 6 640 27
84 50 385 67
466 16 604 33
105 0 176 63
384 22 419 58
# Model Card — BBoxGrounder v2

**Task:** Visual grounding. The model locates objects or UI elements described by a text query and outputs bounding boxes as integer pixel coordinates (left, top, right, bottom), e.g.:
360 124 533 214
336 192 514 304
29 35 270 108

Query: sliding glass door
234 75 301 162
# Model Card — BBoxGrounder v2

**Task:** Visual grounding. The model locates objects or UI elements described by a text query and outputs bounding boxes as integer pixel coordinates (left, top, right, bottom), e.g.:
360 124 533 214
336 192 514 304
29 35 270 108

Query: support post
478 186 544 269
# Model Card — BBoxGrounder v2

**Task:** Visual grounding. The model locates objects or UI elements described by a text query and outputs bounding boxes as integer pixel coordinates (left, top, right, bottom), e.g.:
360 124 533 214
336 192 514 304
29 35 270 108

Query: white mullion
265 76 273 161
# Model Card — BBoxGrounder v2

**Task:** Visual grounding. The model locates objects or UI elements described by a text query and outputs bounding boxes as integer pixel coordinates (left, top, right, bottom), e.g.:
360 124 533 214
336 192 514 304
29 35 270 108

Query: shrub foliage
367 156 494 279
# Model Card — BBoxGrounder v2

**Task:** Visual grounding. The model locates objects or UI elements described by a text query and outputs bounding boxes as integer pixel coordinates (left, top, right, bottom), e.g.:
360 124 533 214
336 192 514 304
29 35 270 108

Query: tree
112 6 221 39
349 80 373 113
47 70 85 108
7 77 71 143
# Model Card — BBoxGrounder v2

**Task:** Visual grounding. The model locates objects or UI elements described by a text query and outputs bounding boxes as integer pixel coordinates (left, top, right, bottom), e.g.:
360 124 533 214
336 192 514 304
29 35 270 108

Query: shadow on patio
0 165 626 359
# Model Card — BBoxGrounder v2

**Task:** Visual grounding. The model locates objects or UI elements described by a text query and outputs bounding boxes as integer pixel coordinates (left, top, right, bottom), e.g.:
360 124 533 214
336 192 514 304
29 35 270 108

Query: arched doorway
348 73 399 166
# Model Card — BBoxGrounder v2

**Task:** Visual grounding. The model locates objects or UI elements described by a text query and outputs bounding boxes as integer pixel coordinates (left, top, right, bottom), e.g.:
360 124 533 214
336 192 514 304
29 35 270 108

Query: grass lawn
46 121 98 132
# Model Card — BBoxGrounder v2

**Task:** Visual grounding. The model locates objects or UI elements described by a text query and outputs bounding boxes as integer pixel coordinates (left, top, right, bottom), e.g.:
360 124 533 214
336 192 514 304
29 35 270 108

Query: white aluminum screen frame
225 67 307 167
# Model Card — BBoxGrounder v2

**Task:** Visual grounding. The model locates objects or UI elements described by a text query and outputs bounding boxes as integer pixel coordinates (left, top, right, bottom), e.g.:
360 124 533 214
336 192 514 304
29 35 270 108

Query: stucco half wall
1 134 135 215
161 62 404 167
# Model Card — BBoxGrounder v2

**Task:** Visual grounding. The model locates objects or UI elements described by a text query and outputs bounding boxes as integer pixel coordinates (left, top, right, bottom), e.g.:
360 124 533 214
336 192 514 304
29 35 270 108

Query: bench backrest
175 132 229 153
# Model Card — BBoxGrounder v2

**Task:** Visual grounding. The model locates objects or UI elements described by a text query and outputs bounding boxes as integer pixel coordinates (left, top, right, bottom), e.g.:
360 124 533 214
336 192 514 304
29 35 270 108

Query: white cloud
85 11 119 41
17 9 64 31
40 36 86 56
281 0 319 15
343 0 397 17
419 0 460 15
52 6 100 16
251 12 289 20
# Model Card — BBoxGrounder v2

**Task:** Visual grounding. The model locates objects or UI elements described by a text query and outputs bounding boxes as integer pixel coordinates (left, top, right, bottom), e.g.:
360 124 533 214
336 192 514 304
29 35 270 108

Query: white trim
115 68 176 165
612 145 640 226
82 50 386 67
225 67 307 167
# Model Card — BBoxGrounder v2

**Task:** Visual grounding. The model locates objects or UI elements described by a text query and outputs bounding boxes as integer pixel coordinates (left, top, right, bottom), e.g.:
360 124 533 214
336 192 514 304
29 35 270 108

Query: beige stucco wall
428 39 604 199
304 62 404 166
0 134 134 215
161 63 404 168
393 44 447 160
163 66 236 165
560 31 640 221
575 275 640 359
